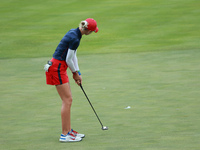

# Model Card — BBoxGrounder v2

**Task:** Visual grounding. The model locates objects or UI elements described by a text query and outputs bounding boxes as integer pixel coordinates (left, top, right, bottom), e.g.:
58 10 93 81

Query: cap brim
94 27 99 33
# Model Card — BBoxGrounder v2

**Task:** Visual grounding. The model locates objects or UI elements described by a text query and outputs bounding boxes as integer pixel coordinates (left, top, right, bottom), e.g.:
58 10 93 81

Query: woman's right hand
73 72 82 86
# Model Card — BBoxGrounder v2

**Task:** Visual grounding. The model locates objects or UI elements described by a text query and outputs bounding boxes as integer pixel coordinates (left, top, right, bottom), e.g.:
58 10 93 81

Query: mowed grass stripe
0 0 199 58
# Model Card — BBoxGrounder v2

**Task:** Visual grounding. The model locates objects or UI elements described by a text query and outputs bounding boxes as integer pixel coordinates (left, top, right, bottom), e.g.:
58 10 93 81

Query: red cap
85 18 98 33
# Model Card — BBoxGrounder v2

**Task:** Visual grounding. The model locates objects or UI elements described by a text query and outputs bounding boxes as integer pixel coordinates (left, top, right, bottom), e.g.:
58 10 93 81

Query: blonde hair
79 20 89 31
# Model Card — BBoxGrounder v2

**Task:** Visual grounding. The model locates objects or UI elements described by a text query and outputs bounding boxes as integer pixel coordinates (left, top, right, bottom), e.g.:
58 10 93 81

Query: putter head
102 126 108 130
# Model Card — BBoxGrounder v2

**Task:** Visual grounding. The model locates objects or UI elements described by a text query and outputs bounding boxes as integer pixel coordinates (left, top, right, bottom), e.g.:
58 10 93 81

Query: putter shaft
80 84 104 128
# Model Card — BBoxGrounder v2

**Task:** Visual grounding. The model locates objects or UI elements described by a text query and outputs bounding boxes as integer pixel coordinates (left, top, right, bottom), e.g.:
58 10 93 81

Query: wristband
73 71 81 75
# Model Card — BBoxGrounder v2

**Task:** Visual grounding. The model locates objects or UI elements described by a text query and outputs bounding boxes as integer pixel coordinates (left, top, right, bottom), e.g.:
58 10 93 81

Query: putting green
1 50 200 149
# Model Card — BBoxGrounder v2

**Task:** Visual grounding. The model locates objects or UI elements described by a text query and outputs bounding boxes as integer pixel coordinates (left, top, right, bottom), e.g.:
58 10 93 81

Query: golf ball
125 106 131 109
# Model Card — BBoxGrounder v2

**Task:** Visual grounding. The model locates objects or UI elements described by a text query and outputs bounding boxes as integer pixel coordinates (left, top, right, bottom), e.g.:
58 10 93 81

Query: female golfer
44 18 98 142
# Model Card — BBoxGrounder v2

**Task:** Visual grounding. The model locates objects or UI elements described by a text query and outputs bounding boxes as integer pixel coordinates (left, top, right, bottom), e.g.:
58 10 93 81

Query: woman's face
84 30 93 35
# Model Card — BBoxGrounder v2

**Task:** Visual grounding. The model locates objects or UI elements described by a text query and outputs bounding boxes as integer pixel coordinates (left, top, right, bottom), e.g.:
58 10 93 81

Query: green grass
0 0 199 58
1 50 200 150
0 0 200 150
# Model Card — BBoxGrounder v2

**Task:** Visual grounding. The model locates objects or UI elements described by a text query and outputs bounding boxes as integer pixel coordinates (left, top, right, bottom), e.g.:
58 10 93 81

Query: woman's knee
62 97 73 106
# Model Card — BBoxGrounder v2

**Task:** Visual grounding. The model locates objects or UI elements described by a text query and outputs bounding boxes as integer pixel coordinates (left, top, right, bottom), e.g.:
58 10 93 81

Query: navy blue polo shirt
53 27 82 61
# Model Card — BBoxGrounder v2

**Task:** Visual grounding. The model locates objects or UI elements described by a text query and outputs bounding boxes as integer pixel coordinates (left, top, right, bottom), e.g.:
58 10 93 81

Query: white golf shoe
71 129 85 138
59 132 82 142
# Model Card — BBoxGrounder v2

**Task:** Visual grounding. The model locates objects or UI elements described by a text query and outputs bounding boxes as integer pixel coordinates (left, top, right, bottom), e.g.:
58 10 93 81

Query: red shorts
45 58 69 85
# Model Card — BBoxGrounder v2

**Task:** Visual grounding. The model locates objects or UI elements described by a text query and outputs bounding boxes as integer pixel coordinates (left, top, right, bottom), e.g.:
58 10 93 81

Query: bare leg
56 83 72 135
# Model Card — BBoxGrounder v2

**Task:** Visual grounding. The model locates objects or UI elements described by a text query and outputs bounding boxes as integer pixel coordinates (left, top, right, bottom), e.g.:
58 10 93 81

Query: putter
80 84 108 130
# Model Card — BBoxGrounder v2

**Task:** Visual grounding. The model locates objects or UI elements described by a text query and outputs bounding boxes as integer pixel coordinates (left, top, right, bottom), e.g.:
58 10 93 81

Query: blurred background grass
0 0 200 150
0 0 199 58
